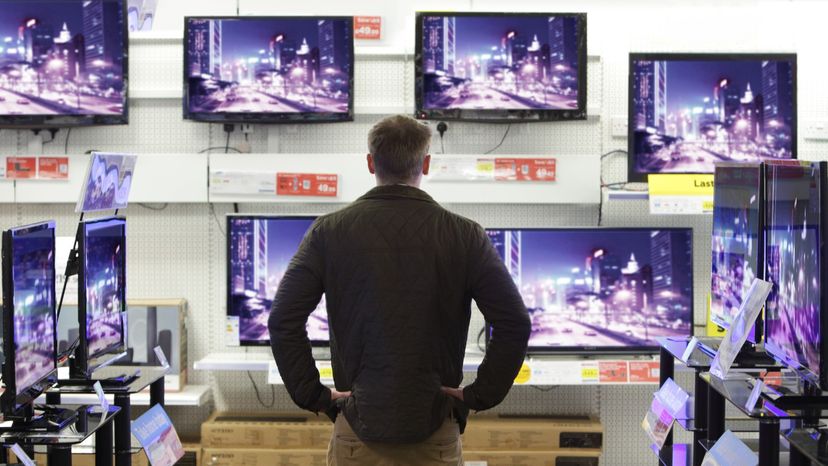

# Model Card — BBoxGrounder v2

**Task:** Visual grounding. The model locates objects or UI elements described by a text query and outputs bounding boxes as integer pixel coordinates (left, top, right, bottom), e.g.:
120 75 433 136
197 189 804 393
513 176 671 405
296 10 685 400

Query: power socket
240 124 254 134
611 116 628 138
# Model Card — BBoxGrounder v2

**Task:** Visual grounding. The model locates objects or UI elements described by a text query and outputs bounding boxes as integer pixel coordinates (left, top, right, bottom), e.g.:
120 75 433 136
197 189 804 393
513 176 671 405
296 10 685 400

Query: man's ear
422 154 431 176
367 153 376 174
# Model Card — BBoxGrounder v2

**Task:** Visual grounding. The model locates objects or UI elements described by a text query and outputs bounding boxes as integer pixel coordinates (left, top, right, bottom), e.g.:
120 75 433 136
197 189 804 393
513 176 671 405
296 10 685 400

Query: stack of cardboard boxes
462 415 603 466
200 412 332 466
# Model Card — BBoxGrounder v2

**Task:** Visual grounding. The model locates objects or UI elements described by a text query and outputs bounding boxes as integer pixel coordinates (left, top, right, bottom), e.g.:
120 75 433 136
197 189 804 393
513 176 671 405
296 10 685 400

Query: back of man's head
368 115 432 184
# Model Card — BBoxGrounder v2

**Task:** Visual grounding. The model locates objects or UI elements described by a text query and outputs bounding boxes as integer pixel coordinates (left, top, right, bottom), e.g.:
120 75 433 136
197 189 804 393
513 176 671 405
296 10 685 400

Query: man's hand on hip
331 389 352 401
441 386 464 402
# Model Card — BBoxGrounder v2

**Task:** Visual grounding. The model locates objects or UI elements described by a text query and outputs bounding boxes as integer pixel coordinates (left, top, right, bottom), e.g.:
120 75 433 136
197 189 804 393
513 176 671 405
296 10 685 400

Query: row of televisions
0 2 798 180
226 159 828 389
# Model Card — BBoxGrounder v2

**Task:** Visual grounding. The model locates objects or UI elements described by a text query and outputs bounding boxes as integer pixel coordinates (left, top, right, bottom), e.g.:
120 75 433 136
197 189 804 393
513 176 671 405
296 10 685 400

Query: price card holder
154 345 170 370
681 337 700 363
701 430 758 466
90 381 109 414
267 362 283 385
9 445 35 466
744 380 765 413
132 405 185 466
225 316 240 346
642 397 675 449
711 279 772 379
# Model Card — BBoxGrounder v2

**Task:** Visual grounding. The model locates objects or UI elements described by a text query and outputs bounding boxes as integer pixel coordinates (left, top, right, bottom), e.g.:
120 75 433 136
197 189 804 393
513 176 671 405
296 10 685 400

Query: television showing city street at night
185 17 353 123
628 54 796 182
0 0 128 127
415 12 587 122
81 217 125 360
486 228 693 353
227 216 328 345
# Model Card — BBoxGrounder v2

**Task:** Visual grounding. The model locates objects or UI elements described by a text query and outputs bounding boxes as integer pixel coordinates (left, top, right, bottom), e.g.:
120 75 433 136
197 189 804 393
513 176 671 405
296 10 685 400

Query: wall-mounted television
184 16 354 124
763 161 828 390
226 215 328 346
710 163 763 343
486 227 693 354
0 0 128 128
628 53 797 182
415 12 587 122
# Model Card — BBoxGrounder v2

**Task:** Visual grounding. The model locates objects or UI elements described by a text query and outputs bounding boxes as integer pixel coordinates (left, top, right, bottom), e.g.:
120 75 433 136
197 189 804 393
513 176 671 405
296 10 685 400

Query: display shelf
36 384 211 407
785 428 828 465
674 418 762 433
651 443 690 466
129 31 182 41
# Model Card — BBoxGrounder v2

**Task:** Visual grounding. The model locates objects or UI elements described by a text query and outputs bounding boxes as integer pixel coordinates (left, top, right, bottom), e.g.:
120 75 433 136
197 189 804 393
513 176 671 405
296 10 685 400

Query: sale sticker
599 361 629 383
494 158 556 182
6 157 36 179
513 362 531 385
38 157 69 179
581 363 599 383
629 361 660 383
276 173 338 197
354 16 381 40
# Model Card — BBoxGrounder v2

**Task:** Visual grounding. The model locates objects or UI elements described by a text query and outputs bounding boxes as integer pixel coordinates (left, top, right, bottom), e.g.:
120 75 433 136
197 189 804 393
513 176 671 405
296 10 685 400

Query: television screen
764 161 827 388
628 54 797 182
227 215 328 345
415 12 587 122
81 217 125 361
184 16 354 123
486 228 693 353
2 221 57 408
710 163 762 341
0 0 128 127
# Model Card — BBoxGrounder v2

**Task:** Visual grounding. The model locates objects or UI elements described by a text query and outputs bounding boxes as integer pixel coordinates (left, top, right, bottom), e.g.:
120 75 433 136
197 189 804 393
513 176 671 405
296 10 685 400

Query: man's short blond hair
368 115 432 183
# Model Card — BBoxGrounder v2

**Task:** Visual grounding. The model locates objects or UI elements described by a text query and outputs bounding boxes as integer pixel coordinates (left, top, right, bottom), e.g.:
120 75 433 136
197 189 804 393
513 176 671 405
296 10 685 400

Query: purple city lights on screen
631 57 795 175
710 165 761 333
11 225 55 393
764 163 822 380
84 219 125 358
421 15 581 111
186 18 352 115
487 229 693 349
0 1 126 116
228 217 328 343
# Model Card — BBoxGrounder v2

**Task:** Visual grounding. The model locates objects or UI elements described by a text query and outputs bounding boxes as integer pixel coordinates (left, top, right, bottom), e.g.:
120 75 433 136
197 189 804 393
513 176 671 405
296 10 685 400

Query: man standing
269 115 531 465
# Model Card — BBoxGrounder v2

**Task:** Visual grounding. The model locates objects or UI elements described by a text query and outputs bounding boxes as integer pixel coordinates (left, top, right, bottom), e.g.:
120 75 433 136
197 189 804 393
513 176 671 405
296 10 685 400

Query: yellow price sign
318 367 334 379
702 200 715 212
581 366 599 382
514 362 531 384
476 160 495 174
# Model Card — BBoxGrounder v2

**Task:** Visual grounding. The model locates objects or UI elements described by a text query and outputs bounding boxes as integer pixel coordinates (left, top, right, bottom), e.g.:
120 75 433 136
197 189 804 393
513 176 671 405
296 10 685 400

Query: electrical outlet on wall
804 120 828 140
611 116 628 138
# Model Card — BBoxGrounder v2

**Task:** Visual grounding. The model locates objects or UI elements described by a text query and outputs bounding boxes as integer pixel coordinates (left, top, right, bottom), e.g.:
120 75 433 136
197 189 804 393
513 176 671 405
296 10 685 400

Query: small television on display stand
0 0 129 128
763 161 828 390
710 162 764 343
70 216 128 379
226 215 328 346
628 53 797 182
414 12 587 123
485 227 694 354
183 16 354 124
0 220 74 428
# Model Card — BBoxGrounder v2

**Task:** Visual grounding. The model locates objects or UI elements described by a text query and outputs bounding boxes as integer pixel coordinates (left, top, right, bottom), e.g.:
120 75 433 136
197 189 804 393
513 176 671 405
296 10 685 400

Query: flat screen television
710 163 763 343
763 161 828 389
415 12 587 122
226 215 328 346
1 221 57 416
0 0 128 128
74 216 127 377
628 53 797 182
184 16 354 124
485 227 694 354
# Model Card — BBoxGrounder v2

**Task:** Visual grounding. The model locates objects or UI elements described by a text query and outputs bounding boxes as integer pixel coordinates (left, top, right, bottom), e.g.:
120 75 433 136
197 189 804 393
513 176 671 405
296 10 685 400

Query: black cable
600 149 627 159
484 124 512 155
225 130 232 154
247 371 276 408
64 128 72 154
199 146 242 154
440 135 445 154
530 385 561 393
137 203 169 211
476 327 486 352
210 204 226 237
597 190 604 227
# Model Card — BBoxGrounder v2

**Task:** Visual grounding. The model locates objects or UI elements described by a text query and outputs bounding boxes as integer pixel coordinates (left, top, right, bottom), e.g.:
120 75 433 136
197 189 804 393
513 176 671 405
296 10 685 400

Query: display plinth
786 428 828 465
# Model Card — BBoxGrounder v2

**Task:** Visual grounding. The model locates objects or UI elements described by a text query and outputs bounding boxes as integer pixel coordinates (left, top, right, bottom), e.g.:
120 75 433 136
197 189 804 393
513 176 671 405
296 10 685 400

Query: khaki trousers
327 415 463 466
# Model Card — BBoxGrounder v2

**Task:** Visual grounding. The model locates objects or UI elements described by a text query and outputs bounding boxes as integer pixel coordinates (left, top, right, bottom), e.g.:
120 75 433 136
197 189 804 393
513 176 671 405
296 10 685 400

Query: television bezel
414 11 588 123
761 160 828 390
75 216 127 377
709 162 764 343
0 0 130 129
225 213 329 347
1 221 58 416
182 15 355 124
627 52 798 183
484 226 695 355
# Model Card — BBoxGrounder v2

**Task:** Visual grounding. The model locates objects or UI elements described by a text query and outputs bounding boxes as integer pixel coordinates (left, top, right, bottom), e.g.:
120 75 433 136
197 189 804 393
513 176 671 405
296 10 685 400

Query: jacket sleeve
268 224 331 413
463 225 531 411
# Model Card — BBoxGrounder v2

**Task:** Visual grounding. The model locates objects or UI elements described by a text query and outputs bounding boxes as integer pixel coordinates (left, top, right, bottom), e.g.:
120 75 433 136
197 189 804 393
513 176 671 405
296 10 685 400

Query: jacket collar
358 184 437 204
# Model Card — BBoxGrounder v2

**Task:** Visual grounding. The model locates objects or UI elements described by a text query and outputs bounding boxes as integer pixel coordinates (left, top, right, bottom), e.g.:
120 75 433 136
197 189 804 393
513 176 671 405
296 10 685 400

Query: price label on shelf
599 361 629 383
648 174 714 215
6 157 36 179
38 157 69 179
354 16 381 40
317 361 334 384
629 361 660 383
514 362 531 384
581 363 599 383
276 173 338 197
494 158 557 182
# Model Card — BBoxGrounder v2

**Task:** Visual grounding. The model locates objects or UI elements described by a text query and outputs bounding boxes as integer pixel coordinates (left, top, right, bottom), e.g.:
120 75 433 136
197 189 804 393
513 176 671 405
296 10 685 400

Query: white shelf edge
129 31 182 41
35 384 212 407
130 89 183 99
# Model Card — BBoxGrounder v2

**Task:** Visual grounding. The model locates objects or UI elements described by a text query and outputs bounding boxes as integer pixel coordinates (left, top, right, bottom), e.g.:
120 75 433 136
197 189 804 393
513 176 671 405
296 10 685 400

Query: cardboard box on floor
180 442 201 466
463 449 601 466
201 412 333 449
202 448 327 466
463 416 603 451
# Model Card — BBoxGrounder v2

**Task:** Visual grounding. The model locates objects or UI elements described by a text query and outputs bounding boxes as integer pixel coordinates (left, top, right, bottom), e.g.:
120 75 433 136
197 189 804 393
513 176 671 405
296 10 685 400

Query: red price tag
354 16 381 40
599 361 629 383
38 157 69 180
277 173 338 197
629 361 660 383
6 157 37 179
494 158 556 181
